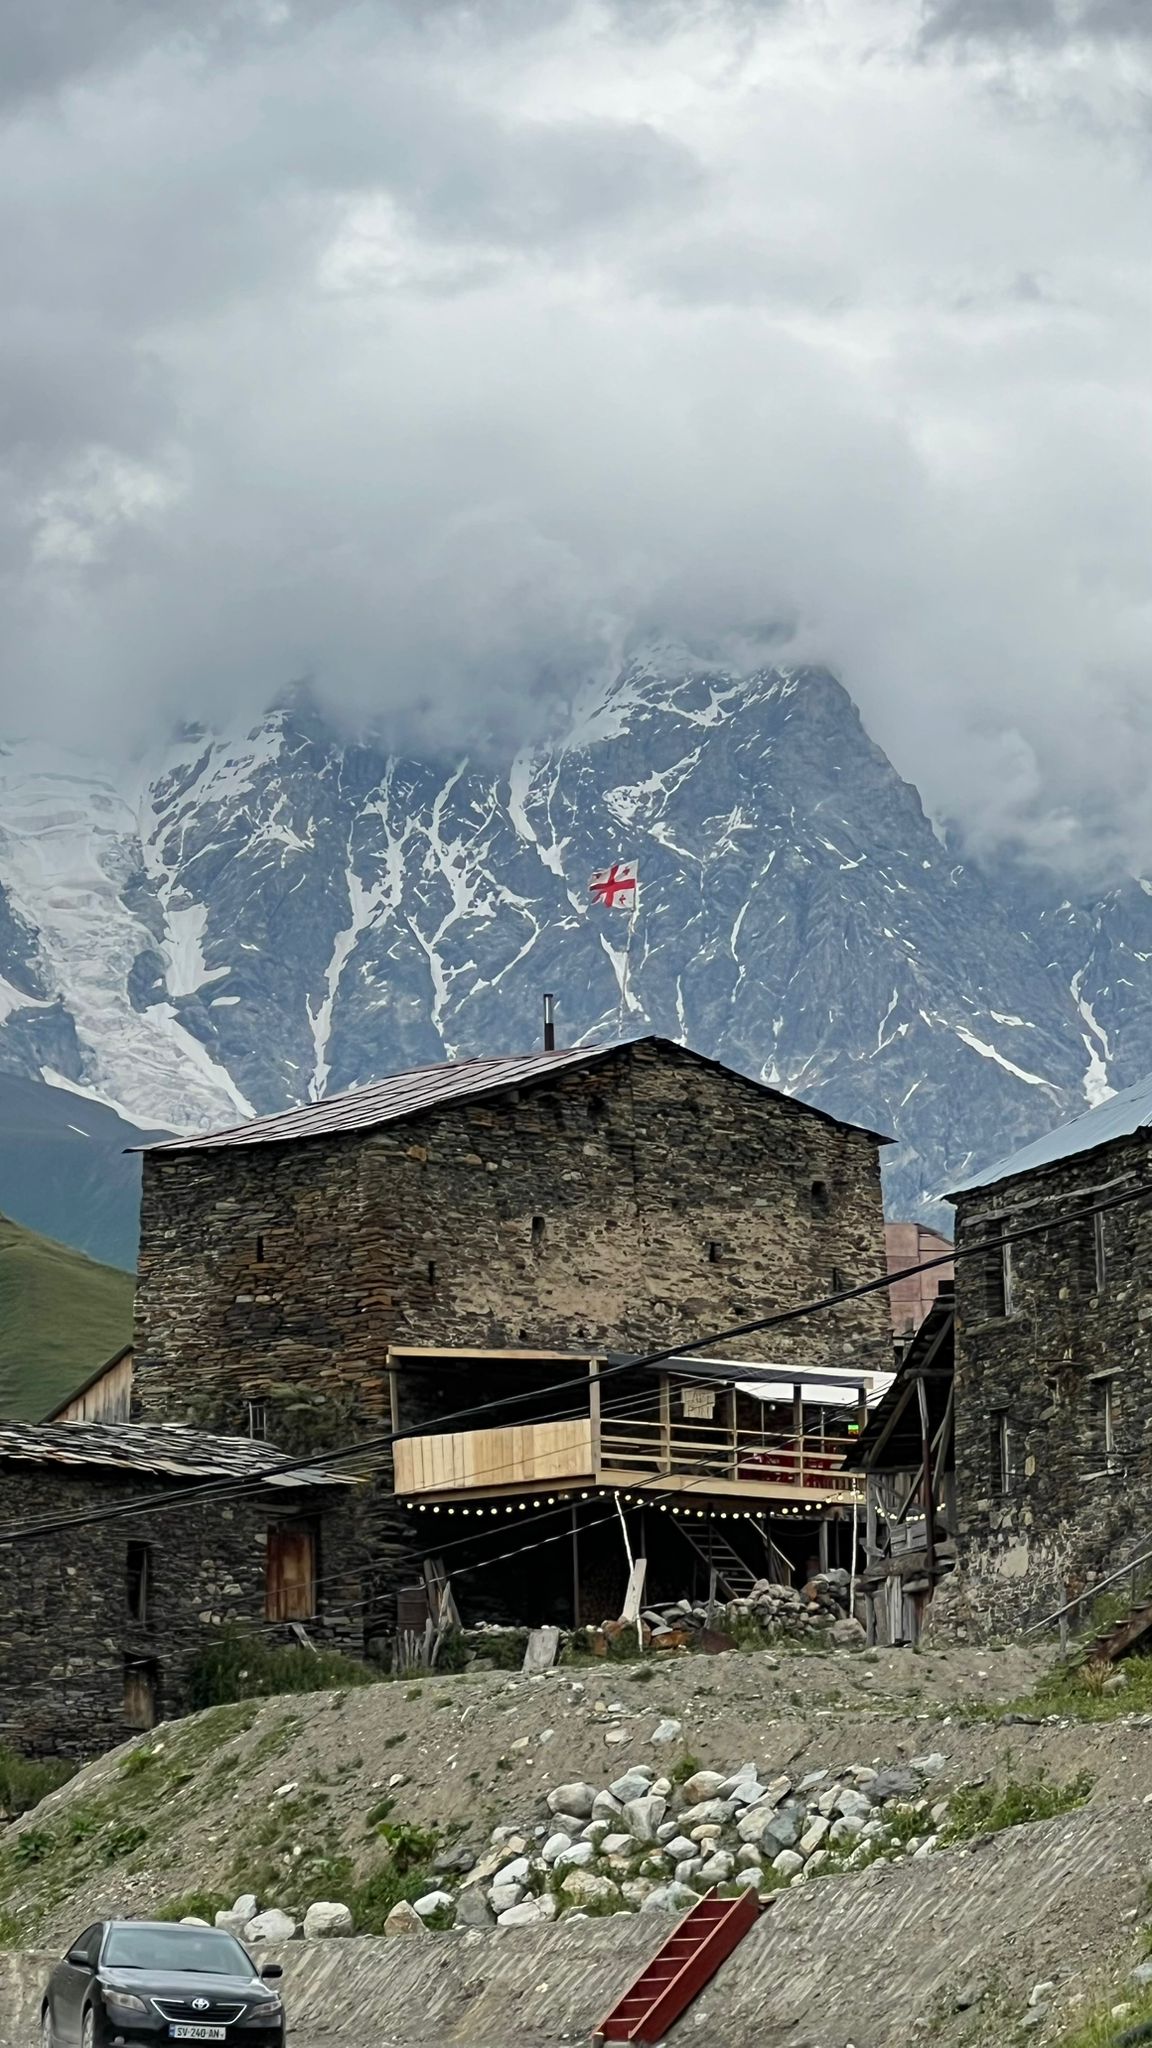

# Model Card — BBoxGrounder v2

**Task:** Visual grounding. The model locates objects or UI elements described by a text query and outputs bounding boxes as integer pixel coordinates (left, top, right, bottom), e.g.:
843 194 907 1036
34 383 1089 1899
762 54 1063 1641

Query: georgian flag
589 861 638 910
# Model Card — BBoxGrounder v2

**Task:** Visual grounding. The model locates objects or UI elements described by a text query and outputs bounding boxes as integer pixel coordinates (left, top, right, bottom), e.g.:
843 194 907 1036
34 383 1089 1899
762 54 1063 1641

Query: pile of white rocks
205 1896 355 1943
642 1569 863 1650
384 1749 952 1934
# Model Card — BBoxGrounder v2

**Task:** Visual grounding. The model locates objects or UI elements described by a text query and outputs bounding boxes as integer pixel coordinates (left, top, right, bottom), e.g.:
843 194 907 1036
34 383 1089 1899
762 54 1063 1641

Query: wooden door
266 1524 317 1621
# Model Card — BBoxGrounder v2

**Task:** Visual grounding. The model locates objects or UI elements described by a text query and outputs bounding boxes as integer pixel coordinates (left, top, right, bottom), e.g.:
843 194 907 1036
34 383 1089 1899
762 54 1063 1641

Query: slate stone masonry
132 1041 891 1636
0 1463 360 1759
952 1132 1152 1633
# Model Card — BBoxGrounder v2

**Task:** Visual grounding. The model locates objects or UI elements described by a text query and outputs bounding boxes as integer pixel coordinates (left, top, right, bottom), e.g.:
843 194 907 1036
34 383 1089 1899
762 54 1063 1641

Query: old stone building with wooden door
132 1036 893 1635
0 1421 361 1757
947 1075 1152 1634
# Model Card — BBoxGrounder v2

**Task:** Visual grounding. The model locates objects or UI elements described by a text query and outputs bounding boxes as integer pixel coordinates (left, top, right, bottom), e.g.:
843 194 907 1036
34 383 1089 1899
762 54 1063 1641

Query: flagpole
617 876 639 1038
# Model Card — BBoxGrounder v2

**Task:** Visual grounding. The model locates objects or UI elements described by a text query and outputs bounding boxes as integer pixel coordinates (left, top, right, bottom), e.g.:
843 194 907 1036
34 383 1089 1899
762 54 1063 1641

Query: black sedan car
41 1920 285 2048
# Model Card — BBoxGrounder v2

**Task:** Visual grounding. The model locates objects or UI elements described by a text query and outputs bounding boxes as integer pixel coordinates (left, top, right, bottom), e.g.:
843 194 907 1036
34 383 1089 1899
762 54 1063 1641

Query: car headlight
104 1991 148 2014
246 1999 282 2021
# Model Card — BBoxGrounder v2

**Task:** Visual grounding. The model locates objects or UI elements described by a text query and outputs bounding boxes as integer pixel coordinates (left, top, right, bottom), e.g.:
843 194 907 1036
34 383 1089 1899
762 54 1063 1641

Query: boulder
412 1890 454 1920
548 1782 598 1819
909 1752 947 1776
454 1888 495 1930
835 1788 873 1823
498 1897 557 1926
623 1795 667 1842
735 1844 764 1871
830 1617 866 1649
541 1832 573 1864
868 1768 920 1803
488 1884 525 1914
434 1845 476 1876
771 1850 804 1878
829 1816 865 1845
554 1841 594 1871
384 1901 427 1937
244 1910 296 1944
553 1811 594 1836
493 1856 531 1887
522 1627 561 1675
650 1719 683 1745
303 1902 353 1940
621 1879 656 1907
664 1835 697 1862
678 1799 734 1827
213 1912 250 1940
561 1870 621 1907
682 1771 727 1804
609 1767 657 1803
697 1851 733 1882
600 1833 635 1858
591 1791 625 1824
733 1866 762 1890
641 1882 700 1913
673 1858 702 1883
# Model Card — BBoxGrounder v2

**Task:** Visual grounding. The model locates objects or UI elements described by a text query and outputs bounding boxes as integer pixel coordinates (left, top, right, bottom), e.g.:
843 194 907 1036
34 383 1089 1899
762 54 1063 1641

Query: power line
2 1178 1144 1549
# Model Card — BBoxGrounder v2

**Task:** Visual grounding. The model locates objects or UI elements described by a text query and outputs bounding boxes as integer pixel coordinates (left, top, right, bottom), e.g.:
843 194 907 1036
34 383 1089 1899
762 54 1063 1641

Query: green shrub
940 1769 1092 1843
155 1892 232 1924
188 1632 376 1707
0 1747 74 1817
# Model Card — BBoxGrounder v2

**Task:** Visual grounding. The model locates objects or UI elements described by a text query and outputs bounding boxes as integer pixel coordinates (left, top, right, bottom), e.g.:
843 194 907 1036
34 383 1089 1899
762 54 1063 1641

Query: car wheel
81 2008 99 2048
40 2009 55 2048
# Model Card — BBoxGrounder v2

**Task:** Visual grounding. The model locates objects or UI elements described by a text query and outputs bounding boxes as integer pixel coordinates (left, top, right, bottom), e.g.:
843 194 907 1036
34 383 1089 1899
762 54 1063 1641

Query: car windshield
102 1926 251 1975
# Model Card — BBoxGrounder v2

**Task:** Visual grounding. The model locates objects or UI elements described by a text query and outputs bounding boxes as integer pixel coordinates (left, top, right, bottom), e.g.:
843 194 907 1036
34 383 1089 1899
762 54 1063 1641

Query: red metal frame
593 1886 760 2044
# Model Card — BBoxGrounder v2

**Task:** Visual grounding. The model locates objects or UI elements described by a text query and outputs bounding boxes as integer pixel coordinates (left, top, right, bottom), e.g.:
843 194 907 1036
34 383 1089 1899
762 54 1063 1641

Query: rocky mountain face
0 656 1143 1253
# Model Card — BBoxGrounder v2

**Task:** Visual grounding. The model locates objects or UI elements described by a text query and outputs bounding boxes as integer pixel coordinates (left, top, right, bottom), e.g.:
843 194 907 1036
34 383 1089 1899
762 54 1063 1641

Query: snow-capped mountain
0 656 1141 1246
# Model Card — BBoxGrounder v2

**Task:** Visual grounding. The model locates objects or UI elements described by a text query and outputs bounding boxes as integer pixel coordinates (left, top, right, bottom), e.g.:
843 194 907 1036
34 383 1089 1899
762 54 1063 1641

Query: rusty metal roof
0 1419 355 1486
139 1036 892 1155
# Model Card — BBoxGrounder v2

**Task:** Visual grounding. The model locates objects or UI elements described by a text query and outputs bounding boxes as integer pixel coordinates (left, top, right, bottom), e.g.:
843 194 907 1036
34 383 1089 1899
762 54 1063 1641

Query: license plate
169 2030 227 2042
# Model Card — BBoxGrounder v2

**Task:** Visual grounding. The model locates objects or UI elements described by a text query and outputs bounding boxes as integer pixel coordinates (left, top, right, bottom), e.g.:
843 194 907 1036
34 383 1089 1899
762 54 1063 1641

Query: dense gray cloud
1 0 1152 873
921 0 1152 44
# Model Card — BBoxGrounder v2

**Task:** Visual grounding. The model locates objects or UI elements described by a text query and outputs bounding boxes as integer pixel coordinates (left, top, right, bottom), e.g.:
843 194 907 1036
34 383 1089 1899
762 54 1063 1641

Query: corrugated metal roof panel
138 1037 892 1155
946 1071 1152 1196
140 1044 622 1152
0 1419 355 1486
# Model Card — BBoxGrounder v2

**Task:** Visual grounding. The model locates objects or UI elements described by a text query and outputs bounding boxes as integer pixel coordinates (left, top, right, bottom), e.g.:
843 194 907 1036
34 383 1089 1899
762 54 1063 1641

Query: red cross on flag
589 860 638 910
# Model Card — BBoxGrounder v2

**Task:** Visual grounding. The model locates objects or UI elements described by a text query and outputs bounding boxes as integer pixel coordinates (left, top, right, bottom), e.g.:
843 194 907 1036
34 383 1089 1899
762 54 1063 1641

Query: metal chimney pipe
543 992 556 1051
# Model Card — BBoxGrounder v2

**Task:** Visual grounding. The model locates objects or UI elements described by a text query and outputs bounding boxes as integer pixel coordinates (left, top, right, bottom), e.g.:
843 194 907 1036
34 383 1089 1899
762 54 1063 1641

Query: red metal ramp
592 1887 760 2044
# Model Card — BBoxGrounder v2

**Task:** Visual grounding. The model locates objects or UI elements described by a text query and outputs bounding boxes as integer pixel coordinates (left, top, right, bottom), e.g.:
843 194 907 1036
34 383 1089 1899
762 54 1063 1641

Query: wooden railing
394 1409 861 1501
599 1416 861 1497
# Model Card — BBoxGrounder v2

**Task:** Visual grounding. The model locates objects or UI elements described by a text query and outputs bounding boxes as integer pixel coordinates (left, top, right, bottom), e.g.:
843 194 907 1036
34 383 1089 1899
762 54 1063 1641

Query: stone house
947 1074 1152 1632
0 1420 360 1758
132 1037 893 1634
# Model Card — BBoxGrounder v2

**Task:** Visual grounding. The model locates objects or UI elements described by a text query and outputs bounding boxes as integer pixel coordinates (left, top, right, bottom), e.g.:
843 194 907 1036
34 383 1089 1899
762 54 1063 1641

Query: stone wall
952 1133 1152 1632
0 1464 361 1759
131 1043 889 1634
135 1041 889 1419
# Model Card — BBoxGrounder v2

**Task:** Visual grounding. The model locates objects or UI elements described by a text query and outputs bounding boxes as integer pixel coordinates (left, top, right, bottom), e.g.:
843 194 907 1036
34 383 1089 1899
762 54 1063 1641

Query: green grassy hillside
0 1213 134 1421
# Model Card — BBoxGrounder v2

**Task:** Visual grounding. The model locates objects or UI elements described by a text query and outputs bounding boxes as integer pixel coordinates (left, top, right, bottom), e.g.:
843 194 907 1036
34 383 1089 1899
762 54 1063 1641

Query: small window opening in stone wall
831 1267 849 1294
588 1094 608 1123
531 1215 546 1251
267 1523 318 1621
1094 1374 1116 1458
126 1541 152 1626
427 1259 437 1284
1094 1211 1108 1293
247 1400 268 1440
708 1240 724 1264
123 1657 159 1730
973 1224 1010 1319
810 1179 830 1215
990 1410 1013 1493
255 1233 265 1263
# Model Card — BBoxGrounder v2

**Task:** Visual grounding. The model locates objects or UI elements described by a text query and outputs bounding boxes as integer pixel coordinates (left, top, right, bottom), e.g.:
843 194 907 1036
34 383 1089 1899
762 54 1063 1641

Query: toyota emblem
192 1999 210 2012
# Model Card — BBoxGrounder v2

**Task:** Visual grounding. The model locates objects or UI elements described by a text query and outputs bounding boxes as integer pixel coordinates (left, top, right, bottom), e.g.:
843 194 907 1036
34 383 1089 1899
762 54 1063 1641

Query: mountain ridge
0 656 1144 1242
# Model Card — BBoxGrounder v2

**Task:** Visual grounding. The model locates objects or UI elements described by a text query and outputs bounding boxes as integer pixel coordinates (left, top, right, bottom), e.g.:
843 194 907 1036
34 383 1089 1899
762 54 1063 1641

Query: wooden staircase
592 1888 760 2044
672 1523 758 1601
1088 1598 1152 1665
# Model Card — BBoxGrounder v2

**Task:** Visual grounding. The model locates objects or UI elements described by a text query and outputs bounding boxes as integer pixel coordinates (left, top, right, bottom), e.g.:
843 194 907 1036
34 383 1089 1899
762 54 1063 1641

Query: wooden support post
590 1356 602 1471
706 1565 718 1629
659 1373 672 1473
387 1360 400 1436
571 1503 581 1629
818 1519 830 1573
917 1377 936 1578
728 1385 739 1480
793 1384 804 1488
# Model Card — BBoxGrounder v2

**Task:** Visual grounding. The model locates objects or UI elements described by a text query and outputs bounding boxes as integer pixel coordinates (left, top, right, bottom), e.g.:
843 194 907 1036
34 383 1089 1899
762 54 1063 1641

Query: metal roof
0 1420 355 1486
138 1036 892 1155
946 1070 1152 1197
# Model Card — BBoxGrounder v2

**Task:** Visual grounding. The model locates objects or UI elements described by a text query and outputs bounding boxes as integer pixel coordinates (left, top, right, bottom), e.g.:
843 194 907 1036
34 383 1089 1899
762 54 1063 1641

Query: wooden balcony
394 1411 863 1507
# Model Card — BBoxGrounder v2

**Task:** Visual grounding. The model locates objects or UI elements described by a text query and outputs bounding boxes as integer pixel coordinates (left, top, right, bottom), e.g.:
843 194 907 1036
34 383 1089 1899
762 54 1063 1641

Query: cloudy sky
2 0 1151 867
